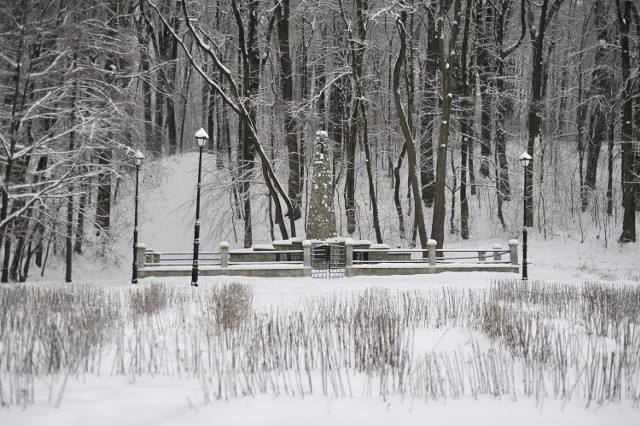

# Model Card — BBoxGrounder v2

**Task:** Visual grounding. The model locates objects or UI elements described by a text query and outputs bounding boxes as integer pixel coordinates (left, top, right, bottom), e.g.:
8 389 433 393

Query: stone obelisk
306 130 337 240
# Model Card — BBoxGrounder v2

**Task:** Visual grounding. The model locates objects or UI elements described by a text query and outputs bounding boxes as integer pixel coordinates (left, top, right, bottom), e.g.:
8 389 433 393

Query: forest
1 0 639 283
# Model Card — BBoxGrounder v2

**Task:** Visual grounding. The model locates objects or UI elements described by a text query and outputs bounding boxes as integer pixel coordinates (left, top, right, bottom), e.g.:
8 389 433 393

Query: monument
306 130 337 240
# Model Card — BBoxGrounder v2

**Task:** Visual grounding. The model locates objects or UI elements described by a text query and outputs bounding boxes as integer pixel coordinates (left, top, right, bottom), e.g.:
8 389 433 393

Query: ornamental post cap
134 150 144 166
519 152 532 167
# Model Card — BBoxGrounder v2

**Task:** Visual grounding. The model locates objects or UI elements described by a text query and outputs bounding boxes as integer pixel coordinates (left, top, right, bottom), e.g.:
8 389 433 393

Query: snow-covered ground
4 378 636 426
3 240 639 426
2 153 639 425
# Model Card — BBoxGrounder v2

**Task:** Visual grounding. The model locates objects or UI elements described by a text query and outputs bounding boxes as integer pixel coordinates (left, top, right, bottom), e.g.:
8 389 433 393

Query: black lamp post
132 150 144 284
519 151 532 281
191 128 209 287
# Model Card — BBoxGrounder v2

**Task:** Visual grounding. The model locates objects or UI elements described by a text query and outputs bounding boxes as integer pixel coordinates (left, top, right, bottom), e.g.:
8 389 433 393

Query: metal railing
143 251 221 267
141 247 304 268
352 247 512 265
347 240 519 268
228 249 304 266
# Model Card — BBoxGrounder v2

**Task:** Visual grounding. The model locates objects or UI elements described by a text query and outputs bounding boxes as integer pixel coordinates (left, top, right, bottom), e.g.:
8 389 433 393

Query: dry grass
1 279 639 408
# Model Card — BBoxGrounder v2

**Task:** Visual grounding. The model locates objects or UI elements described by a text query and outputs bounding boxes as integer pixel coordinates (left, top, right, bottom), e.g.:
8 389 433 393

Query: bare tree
524 0 566 227
431 0 463 250
617 0 637 242
393 9 428 250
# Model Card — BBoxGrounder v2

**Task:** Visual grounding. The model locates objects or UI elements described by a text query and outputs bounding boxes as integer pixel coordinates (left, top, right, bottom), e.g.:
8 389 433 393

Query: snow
252 244 275 251
4 237 639 425
2 382 635 426
369 243 391 249
3 154 639 425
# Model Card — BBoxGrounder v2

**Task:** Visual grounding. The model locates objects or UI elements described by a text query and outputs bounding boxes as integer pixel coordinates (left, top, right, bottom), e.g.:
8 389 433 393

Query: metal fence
311 243 346 278
144 251 221 267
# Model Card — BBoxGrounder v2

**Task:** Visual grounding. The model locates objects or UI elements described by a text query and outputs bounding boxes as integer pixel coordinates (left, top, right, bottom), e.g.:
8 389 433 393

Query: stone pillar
478 249 486 262
493 243 503 261
427 239 437 266
136 243 147 270
509 239 519 265
302 240 311 268
306 130 337 240
145 248 154 264
220 241 229 268
345 238 354 267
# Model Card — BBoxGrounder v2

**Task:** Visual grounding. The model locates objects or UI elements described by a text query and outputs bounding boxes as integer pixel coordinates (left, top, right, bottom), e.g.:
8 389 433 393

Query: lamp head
315 130 328 139
134 150 144 166
194 128 209 148
519 152 532 168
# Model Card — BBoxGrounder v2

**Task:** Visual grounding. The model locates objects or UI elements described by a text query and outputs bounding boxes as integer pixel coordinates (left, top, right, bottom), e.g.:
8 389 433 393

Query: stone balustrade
134 239 520 279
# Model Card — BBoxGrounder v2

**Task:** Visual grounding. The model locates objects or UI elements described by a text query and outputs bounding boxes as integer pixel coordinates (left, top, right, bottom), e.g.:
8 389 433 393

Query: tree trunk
342 0 368 236
276 0 302 221
419 3 438 207
394 12 428 250
0 28 25 282
617 0 636 242
394 146 407 241
525 0 566 227
360 101 383 243
74 170 88 255
431 0 463 250
95 148 112 234
495 0 527 205
606 121 614 216
476 0 494 179
66 118 76 283
585 0 612 196
458 0 475 239
134 1 155 154
234 0 259 247
630 2 640 211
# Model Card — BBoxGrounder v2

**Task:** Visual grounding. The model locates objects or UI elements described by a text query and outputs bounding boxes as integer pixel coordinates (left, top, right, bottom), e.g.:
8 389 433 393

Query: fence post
478 249 486 262
136 243 146 270
493 243 503 261
427 239 437 266
220 242 229 269
303 240 311 268
345 238 354 267
509 239 519 265
145 248 154 264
